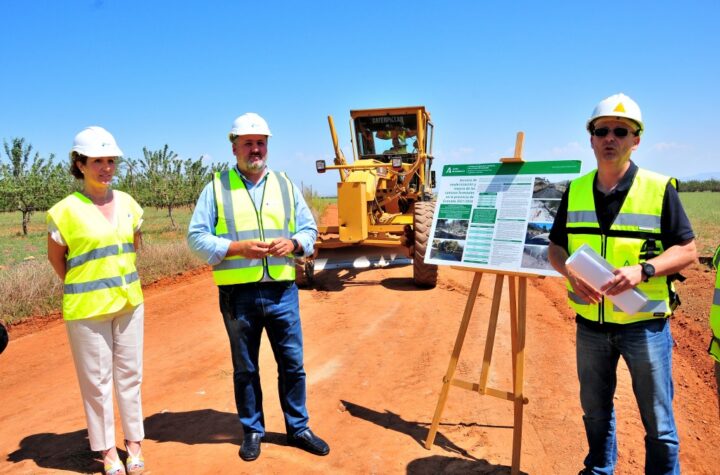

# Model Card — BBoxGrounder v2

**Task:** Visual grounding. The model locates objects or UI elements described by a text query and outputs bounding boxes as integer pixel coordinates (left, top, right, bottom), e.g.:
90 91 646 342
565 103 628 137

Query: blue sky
2 1 718 195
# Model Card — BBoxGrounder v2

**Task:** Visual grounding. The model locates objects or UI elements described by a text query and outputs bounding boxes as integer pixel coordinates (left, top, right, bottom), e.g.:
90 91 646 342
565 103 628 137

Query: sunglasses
592 127 637 138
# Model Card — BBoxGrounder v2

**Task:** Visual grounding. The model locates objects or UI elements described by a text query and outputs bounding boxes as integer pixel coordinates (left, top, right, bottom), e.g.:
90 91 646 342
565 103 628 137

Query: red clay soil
1 208 718 474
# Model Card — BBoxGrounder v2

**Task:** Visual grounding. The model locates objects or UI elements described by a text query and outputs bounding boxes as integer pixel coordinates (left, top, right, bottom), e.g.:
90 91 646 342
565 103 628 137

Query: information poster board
425 160 582 276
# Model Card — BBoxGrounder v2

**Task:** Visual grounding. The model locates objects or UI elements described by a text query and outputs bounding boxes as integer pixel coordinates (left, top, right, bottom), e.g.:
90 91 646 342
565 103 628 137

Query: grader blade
314 246 412 272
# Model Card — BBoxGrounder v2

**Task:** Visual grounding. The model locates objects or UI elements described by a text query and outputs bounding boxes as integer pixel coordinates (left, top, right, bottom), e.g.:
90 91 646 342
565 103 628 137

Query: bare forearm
47 235 67 280
548 242 569 277
134 231 143 251
650 239 697 277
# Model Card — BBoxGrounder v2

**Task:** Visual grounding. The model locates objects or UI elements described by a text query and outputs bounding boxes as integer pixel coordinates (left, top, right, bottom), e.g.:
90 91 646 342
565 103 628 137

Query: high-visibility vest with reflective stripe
566 168 676 324
709 245 720 362
47 191 143 320
212 169 296 285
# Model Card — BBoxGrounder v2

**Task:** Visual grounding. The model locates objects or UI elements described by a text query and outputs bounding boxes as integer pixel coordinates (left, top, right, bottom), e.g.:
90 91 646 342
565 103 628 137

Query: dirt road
1 260 718 474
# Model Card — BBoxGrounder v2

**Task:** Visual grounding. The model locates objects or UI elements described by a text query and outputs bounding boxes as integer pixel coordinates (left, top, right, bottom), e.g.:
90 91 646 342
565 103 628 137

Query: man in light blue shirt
187 112 328 462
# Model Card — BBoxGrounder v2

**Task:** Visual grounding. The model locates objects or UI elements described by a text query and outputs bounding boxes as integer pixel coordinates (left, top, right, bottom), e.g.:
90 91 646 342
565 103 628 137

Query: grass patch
302 187 335 224
0 205 202 323
136 240 205 285
0 259 64 323
0 207 195 267
679 192 720 256
0 240 204 325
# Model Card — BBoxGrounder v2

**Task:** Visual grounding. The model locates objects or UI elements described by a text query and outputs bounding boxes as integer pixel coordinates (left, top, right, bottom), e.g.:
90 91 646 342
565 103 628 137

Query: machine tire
295 257 315 288
413 201 438 288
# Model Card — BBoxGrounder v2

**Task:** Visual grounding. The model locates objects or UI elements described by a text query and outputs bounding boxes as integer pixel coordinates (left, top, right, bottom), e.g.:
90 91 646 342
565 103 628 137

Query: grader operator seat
354 114 419 164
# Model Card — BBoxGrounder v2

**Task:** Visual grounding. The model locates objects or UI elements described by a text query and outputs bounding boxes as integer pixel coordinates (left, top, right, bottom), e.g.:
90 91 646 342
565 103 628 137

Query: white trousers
65 304 145 451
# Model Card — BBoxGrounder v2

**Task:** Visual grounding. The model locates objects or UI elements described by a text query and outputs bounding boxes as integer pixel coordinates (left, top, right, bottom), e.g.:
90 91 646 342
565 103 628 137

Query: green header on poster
442 160 582 177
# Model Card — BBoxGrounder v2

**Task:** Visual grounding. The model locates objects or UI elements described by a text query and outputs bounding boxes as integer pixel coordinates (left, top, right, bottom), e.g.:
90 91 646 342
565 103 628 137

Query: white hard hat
228 112 272 141
587 93 644 135
70 126 124 157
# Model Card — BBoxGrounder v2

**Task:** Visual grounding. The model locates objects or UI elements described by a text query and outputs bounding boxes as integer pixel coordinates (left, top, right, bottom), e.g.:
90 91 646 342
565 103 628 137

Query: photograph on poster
524 222 552 245
434 219 470 240
430 239 465 261
532 177 569 199
529 199 560 222
521 245 554 271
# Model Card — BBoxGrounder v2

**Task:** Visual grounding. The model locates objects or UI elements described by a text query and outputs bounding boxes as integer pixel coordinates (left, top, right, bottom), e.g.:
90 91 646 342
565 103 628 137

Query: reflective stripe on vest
47 191 143 320
709 245 720 362
211 169 296 285
566 168 675 324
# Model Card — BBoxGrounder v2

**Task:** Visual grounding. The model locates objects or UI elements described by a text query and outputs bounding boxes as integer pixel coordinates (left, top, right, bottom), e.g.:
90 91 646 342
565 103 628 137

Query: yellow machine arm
327 115 349 181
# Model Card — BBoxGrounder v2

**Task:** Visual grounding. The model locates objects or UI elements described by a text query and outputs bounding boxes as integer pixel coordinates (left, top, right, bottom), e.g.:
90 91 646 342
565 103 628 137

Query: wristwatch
641 262 656 282
291 238 300 253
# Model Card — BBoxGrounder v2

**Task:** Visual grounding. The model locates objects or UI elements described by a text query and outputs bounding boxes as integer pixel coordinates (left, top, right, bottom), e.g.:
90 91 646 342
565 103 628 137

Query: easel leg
424 272 484 449
511 277 527 475
478 274 505 392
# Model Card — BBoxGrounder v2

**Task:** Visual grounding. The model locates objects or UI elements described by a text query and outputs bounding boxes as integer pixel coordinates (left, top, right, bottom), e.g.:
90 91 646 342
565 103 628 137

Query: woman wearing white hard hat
47 126 146 475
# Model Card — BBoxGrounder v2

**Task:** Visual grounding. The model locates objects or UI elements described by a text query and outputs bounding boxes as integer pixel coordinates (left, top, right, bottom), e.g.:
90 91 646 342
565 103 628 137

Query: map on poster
424 160 582 276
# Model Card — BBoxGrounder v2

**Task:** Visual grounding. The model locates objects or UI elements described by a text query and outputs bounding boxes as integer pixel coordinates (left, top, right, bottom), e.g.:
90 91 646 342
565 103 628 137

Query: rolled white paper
565 244 648 315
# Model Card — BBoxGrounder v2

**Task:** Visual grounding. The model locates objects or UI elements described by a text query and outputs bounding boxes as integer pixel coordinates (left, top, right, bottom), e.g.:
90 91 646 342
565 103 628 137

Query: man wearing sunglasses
548 93 696 475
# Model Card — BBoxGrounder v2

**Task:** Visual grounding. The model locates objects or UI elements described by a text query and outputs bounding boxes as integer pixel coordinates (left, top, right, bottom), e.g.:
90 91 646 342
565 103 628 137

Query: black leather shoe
288 429 330 456
240 433 262 461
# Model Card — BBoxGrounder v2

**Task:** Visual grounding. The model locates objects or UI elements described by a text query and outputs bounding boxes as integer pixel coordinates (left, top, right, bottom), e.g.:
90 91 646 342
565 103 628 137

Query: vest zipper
600 234 607 324
256 178 268 270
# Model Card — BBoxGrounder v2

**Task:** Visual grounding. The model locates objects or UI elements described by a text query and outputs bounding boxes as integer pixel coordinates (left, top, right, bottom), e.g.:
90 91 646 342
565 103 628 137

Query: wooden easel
424 132 536 475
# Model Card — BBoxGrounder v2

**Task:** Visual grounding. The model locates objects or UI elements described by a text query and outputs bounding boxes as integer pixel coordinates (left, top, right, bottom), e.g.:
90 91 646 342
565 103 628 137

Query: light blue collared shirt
187 166 318 271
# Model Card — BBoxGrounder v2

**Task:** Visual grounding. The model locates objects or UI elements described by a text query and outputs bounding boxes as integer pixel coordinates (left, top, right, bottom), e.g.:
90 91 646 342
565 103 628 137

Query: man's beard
245 153 267 172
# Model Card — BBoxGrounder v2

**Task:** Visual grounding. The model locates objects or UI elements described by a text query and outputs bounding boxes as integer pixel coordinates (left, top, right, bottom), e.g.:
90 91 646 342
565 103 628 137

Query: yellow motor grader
297 106 438 288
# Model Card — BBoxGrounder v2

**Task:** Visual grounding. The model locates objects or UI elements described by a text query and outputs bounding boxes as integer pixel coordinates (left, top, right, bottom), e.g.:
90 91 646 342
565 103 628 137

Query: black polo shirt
549 161 695 329
549 161 694 252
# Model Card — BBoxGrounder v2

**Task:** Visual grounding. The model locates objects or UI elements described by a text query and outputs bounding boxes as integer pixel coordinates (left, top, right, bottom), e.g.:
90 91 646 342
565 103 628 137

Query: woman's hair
69 152 87 179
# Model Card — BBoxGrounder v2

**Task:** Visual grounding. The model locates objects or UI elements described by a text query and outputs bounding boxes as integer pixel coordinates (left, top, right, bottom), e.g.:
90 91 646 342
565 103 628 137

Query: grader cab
298 106 438 288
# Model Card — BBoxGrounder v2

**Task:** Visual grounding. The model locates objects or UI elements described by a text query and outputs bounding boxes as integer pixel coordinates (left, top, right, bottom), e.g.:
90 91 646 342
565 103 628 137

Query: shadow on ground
309 265 432 293
340 400 514 462
5 409 283 474
7 428 101 474
340 400 522 473
407 455 527 474
144 408 287 446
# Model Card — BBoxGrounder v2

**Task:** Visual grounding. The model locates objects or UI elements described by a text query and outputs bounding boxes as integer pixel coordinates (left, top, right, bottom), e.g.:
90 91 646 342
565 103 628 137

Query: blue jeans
576 318 679 475
219 281 309 437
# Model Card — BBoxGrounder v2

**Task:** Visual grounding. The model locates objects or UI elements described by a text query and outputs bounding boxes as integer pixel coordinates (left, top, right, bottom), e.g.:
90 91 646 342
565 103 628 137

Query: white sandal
102 450 126 475
124 441 145 475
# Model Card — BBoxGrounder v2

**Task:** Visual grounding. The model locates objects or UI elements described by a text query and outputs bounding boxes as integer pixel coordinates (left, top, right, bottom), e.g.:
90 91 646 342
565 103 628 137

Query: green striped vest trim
212 169 296 285
566 168 676 324
47 191 144 320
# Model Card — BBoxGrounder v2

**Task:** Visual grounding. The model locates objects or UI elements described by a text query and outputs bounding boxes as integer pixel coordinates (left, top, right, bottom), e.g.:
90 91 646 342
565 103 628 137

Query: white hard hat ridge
228 112 272 141
587 93 644 134
70 126 124 157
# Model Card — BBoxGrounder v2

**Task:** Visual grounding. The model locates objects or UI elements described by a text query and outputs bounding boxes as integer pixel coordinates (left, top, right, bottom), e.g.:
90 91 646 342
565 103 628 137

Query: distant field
679 191 720 256
0 194 713 266
0 207 194 268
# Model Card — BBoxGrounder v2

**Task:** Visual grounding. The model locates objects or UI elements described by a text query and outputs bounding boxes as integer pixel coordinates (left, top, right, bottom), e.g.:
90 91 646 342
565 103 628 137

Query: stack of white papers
565 244 648 315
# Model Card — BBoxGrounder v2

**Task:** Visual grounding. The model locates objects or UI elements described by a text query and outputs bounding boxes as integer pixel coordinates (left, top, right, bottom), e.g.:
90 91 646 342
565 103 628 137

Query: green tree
130 145 218 228
0 138 74 235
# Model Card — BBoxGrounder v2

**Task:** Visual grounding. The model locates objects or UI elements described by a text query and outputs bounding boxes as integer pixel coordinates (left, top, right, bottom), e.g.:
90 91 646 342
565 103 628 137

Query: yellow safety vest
566 168 677 324
709 245 720 362
47 191 143 320
212 169 296 285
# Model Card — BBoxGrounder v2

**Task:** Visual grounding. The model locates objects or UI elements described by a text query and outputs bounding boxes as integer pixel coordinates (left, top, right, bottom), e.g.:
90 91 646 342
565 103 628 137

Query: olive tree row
0 137 225 234
0 138 75 235
115 145 226 229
